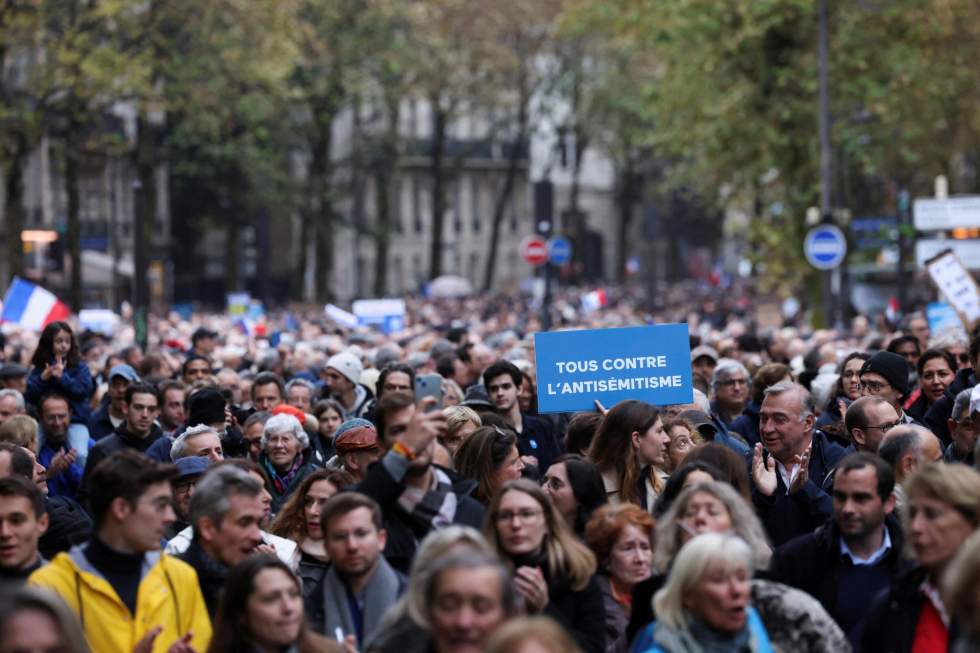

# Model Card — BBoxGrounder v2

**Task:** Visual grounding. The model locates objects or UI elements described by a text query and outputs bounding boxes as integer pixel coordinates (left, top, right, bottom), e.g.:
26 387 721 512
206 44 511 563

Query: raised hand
788 446 812 494
399 397 447 455
752 443 777 496
514 566 550 613
47 449 77 478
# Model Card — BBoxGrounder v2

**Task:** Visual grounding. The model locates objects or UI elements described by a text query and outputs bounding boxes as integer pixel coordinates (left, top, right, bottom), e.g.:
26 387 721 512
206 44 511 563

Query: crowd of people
0 290 978 653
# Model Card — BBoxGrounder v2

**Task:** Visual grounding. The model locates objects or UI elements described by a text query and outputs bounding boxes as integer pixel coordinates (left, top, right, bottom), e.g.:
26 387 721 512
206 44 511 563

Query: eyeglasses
495 509 543 524
859 421 900 433
719 378 748 387
859 381 891 394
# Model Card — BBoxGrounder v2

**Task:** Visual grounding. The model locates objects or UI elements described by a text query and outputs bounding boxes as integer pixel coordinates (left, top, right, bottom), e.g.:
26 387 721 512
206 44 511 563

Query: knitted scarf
263 454 304 495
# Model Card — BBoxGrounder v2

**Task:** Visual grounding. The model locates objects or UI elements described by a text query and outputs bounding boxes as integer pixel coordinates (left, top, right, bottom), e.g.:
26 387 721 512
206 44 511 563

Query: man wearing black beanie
859 351 920 426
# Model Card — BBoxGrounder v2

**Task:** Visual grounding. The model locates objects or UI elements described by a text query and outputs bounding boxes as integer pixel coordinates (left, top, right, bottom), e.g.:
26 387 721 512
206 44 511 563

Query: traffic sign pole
804 223 848 328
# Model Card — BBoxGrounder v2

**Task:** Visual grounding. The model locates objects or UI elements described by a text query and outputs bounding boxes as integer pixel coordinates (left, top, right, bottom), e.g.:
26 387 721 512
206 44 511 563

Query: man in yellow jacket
30 449 211 652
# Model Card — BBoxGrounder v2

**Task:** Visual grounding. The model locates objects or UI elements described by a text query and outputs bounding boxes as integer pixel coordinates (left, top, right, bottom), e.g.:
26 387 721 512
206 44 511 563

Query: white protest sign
924 249 980 329
324 304 359 329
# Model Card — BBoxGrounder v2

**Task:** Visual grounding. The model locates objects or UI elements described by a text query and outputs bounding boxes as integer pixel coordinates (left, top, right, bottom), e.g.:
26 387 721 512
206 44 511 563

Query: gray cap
690 345 719 364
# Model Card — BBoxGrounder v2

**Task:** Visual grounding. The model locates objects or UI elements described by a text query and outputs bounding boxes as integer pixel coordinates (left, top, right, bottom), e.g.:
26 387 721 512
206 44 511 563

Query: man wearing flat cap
859 351 920 426
332 418 382 483
0 363 28 395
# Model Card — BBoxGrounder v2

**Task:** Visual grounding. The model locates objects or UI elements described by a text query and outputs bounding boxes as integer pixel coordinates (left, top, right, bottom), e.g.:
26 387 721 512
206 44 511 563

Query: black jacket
729 401 761 447
516 413 563 473
923 368 975 446
905 391 931 425
542 573 606 653
177 538 229 618
770 515 911 644
39 495 92 560
79 422 164 505
355 454 485 574
862 565 959 653
749 429 847 547
86 403 117 441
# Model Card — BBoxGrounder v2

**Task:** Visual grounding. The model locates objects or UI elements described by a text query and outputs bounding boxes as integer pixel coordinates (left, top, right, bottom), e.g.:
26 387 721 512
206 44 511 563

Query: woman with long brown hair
453 426 524 504
207 554 340 653
589 400 669 510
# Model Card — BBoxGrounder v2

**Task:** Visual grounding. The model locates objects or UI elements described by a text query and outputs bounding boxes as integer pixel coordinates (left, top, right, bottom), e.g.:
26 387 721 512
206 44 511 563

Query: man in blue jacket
750 381 846 546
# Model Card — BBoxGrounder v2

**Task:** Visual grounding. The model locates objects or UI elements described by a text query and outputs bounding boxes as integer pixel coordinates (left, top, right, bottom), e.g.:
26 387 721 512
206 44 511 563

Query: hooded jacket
28 546 211 653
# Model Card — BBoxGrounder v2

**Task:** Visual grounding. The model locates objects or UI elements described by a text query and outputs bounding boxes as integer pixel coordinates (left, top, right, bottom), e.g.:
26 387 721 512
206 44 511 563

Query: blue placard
926 301 963 334
534 324 693 413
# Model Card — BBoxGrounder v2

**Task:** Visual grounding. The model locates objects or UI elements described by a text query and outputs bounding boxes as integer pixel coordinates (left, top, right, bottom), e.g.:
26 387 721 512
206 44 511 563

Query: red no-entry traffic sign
521 236 548 266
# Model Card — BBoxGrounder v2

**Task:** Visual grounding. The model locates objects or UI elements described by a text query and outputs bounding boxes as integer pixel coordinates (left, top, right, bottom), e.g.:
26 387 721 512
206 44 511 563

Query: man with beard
770 452 909 649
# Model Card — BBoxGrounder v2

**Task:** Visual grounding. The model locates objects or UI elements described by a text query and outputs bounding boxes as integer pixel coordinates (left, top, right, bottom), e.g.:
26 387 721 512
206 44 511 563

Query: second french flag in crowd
0 277 71 330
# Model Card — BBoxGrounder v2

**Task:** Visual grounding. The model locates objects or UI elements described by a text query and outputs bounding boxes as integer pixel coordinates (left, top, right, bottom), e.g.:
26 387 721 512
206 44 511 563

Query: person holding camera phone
356 392 485 574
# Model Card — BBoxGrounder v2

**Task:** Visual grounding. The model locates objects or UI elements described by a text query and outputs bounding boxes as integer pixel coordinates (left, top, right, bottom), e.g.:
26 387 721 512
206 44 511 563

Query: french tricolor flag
1 277 71 330
581 289 608 313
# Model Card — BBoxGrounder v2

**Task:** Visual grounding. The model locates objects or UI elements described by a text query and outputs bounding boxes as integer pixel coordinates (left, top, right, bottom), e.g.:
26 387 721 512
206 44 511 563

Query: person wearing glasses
945 388 977 464
484 478 606 653
859 351 920 427
709 359 752 433
771 452 910 650
842 396 900 455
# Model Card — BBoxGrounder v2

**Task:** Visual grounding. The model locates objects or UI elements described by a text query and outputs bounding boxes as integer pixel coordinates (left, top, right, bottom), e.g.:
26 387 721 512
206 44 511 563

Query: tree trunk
372 94 400 297
372 165 391 297
65 133 83 310
3 136 28 285
616 165 638 284
225 210 240 292
428 97 447 280
135 114 157 308
310 124 334 303
295 209 310 299
483 101 528 291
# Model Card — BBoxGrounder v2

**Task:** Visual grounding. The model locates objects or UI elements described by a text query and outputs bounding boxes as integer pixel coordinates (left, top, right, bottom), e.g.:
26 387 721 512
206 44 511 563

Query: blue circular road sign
547 236 573 265
804 225 847 270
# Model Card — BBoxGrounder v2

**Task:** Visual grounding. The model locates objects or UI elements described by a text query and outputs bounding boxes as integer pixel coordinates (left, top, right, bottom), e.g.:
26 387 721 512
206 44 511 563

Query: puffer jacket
28 546 211 653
